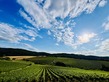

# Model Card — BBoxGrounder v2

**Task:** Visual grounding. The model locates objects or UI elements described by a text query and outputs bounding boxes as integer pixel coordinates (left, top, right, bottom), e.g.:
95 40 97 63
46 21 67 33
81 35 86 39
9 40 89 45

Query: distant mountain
0 47 109 61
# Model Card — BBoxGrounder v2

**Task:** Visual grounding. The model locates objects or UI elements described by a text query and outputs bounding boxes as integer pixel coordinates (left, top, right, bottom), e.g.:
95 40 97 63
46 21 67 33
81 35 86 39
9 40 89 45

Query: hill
1 48 109 82
26 56 109 70
1 60 109 82
0 47 109 61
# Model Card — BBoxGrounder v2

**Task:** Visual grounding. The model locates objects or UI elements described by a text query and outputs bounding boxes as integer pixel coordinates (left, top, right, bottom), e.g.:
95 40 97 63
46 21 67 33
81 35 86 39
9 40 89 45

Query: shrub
101 64 109 71
54 61 66 67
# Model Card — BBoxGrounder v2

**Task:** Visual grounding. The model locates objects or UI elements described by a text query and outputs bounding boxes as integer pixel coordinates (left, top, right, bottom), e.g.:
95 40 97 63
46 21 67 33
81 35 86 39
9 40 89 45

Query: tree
54 61 66 67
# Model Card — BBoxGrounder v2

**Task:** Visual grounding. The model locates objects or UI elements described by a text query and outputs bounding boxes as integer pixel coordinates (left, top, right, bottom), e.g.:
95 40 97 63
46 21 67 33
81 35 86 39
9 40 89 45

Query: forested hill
0 47 109 61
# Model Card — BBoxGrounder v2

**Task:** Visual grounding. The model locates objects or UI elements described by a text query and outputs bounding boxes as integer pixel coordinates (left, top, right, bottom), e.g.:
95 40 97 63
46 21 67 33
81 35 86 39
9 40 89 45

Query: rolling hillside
0 60 109 82
0 47 109 61
1 48 109 82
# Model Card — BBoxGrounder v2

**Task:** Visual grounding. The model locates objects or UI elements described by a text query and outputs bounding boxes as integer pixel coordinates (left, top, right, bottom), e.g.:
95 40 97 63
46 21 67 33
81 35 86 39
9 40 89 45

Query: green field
0 60 33 72
26 57 109 70
0 58 109 82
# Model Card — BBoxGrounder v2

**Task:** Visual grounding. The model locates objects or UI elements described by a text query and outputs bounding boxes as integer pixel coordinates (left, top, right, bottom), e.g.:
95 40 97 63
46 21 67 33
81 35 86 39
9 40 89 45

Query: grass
0 61 109 82
0 60 33 72
0 60 109 82
26 57 109 70
1 56 109 82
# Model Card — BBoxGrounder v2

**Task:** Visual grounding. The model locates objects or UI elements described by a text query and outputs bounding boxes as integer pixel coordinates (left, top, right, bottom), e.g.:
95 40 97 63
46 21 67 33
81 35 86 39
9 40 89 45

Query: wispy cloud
0 22 38 43
70 0 101 16
53 27 74 46
17 0 107 48
73 38 109 56
17 0 106 25
44 0 104 18
99 39 109 51
17 0 51 28
102 16 109 31
17 0 106 28
21 43 39 51
74 50 97 55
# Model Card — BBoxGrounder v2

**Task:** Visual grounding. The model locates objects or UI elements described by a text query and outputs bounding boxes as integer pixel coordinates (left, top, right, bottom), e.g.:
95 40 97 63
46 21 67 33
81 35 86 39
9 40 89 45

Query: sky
0 0 109 56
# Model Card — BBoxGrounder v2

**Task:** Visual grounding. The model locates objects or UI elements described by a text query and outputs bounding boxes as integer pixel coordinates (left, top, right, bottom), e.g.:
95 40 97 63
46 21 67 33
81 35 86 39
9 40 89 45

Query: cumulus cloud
77 33 96 44
44 0 104 18
99 0 107 7
0 23 38 43
52 27 74 46
44 0 76 19
17 0 107 28
17 0 107 47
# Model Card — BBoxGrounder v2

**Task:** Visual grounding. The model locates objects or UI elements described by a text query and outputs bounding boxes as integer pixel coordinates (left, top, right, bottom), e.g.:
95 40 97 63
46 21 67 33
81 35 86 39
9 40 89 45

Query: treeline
0 47 109 61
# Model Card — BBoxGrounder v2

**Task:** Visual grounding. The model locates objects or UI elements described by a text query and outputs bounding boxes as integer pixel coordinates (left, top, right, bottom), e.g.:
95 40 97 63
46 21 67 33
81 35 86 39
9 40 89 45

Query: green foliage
26 57 109 70
54 61 66 66
0 60 109 82
0 60 33 72
0 57 109 82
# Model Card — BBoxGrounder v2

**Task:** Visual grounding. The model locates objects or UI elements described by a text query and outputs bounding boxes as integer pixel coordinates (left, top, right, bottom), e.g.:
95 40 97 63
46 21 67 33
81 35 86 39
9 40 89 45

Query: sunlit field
0 57 109 82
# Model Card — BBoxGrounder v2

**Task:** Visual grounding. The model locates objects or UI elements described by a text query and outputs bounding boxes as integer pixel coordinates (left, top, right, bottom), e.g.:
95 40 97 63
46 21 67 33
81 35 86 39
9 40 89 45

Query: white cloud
99 39 109 51
44 0 104 18
21 43 39 51
89 39 109 56
53 27 74 47
44 0 76 19
77 33 96 44
102 16 109 30
86 0 101 13
17 0 106 28
17 0 107 47
37 0 44 3
19 10 38 28
99 0 107 7
69 0 104 17
103 22 109 30
74 50 97 55
17 0 51 28
0 23 38 43
47 30 51 35
55 43 59 46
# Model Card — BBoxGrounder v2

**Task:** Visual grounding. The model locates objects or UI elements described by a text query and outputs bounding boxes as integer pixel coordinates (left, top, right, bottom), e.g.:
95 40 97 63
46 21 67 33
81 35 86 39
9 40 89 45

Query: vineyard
0 60 109 82
26 57 109 70
0 60 33 72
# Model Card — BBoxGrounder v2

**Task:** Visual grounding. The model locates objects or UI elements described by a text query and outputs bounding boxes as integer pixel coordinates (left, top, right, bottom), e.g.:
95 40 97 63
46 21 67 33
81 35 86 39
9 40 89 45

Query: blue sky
0 0 109 56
